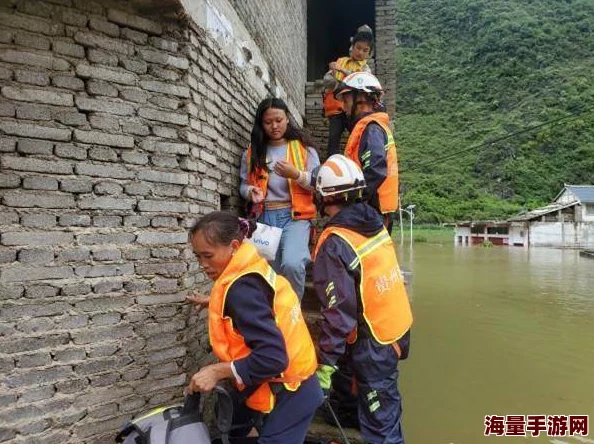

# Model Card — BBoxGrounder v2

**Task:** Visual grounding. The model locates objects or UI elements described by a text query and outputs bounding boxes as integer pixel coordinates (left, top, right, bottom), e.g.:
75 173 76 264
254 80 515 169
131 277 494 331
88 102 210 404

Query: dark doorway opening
307 0 375 81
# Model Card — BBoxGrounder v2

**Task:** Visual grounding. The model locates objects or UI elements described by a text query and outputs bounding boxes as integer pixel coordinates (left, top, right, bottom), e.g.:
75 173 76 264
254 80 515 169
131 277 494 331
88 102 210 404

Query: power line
399 104 594 173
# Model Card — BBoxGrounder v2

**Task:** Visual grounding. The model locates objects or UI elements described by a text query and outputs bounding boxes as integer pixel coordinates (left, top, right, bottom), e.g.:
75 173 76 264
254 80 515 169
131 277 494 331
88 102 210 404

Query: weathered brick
119 87 148 103
75 96 133 115
53 348 86 363
55 314 88 329
73 129 134 148
107 9 162 35
91 311 122 326
0 284 24 300
52 75 85 90
75 162 134 179
0 265 73 283
0 101 15 117
58 213 92 228
15 31 51 50
151 217 179 228
2 155 72 174
121 57 149 75
140 80 189 98
89 146 118 162
88 48 118 66
0 333 69 354
75 263 134 278
92 216 122 228
17 317 55 334
121 120 150 136
20 214 57 228
77 233 136 245
16 103 51 121
0 48 68 70
136 231 187 245
153 278 178 293
71 324 133 345
123 216 150 228
76 63 136 85
74 31 133 55
0 11 63 36
138 200 189 213
2 231 74 245
136 262 186 277
25 284 58 299
79 196 135 210
121 151 148 165
89 18 120 38
15 70 50 86
85 80 118 98
0 248 16 264
0 138 17 152
121 27 147 44
152 126 177 139
2 86 73 106
150 248 179 259
52 40 85 58
137 170 188 185
52 6 88 26
138 108 188 125
54 143 87 160
18 352 53 368
139 49 188 70
0 122 71 141
91 245 122 260
88 114 119 131
151 155 178 168
0 173 20 188
60 283 91 296
17 138 53 155
23 176 59 191
4 366 74 389
54 110 87 126
55 378 89 394
148 65 180 81
3 190 75 209
18 248 55 265
56 247 90 262
123 181 150 196
141 139 189 155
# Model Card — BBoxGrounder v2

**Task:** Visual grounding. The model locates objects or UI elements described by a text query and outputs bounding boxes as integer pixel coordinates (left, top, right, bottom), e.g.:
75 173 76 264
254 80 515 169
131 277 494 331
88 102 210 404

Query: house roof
554 184 594 204
507 201 578 222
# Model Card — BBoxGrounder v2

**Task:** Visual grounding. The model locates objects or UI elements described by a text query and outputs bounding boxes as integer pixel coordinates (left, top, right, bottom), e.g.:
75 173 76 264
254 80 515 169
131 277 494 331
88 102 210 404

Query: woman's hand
273 161 300 180
187 363 232 394
186 293 209 312
249 186 265 203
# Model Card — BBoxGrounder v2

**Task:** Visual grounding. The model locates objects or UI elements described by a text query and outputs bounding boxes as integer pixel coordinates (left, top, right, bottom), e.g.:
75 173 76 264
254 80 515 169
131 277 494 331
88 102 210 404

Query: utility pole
403 204 416 245
399 195 404 245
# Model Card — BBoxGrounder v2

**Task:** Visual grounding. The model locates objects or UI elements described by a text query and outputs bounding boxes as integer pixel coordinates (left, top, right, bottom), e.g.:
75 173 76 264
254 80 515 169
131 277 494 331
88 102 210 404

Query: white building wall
454 226 471 245
529 222 594 248
583 203 594 222
509 223 527 246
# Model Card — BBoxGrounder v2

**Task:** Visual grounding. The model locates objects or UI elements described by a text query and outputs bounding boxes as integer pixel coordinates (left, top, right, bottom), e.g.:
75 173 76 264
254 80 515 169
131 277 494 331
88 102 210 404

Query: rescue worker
186 211 323 444
334 72 399 231
240 97 320 300
312 155 413 444
323 29 373 158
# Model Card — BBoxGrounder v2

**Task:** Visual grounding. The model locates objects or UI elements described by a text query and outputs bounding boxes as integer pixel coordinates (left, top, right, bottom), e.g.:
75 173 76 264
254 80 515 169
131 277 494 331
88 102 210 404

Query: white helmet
316 154 366 197
334 71 383 99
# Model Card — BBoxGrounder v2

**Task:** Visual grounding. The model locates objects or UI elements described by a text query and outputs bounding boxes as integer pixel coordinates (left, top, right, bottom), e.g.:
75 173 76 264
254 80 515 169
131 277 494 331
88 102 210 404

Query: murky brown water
396 243 594 443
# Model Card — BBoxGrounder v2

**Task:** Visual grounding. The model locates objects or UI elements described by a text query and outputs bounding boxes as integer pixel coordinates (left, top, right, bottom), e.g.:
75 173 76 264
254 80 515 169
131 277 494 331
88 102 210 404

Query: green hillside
395 0 594 223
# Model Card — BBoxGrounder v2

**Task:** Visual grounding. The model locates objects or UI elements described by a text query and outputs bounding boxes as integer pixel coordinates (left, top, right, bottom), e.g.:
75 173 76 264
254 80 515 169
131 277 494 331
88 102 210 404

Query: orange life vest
246 140 316 220
208 242 318 413
323 57 368 117
344 112 399 213
314 226 412 346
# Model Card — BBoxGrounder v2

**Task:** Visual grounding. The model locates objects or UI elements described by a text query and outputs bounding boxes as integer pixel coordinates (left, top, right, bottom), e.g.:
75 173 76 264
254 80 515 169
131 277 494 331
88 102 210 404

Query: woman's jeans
259 207 311 300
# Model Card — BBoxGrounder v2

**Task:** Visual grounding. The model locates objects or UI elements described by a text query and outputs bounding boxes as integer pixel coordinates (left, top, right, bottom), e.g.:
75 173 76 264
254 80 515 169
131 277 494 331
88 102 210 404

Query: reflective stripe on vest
314 226 413 345
208 242 318 413
344 112 399 213
246 140 316 220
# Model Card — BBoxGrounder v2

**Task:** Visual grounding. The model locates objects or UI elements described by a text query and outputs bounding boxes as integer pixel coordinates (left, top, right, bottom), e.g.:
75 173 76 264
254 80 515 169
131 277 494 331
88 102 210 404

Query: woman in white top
239 98 320 299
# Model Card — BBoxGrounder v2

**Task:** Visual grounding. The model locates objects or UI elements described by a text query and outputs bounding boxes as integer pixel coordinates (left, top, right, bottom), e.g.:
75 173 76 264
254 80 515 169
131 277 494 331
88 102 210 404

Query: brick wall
0 0 274 442
227 0 307 114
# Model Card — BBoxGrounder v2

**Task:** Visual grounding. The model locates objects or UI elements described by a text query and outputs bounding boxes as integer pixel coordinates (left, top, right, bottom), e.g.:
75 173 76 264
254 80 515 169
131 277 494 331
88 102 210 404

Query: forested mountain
395 0 594 223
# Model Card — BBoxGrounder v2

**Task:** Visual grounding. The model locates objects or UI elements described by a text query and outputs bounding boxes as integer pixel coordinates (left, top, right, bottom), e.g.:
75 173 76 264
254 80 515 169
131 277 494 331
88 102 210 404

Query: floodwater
396 242 594 443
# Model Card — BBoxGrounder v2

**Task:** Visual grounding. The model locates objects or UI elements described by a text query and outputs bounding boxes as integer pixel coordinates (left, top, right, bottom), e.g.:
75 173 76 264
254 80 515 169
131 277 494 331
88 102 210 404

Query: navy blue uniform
314 203 410 444
224 274 323 444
